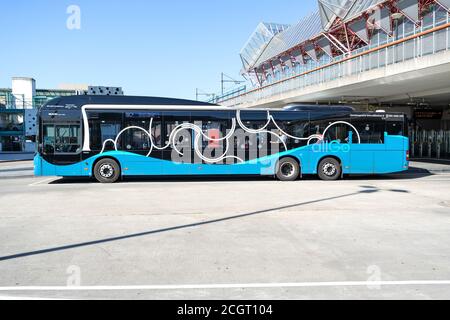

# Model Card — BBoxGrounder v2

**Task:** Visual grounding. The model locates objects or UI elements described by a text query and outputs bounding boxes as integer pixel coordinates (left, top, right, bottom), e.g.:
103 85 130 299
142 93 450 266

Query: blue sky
1 0 317 99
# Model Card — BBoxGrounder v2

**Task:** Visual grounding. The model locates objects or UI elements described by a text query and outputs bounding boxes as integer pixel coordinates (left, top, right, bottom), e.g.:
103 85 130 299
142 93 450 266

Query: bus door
41 122 83 175
380 115 408 172
190 111 232 175
163 112 194 175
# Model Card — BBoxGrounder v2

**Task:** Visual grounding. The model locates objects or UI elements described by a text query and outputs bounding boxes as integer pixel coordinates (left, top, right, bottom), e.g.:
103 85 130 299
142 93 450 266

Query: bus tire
318 158 341 181
94 158 121 183
276 157 300 181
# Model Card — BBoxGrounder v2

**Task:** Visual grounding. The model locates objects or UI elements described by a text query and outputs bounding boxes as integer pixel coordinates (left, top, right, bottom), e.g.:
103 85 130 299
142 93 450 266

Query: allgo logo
311 141 351 153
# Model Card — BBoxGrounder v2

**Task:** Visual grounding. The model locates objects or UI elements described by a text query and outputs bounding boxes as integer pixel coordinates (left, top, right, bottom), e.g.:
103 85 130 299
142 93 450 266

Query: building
212 0 450 159
0 77 123 153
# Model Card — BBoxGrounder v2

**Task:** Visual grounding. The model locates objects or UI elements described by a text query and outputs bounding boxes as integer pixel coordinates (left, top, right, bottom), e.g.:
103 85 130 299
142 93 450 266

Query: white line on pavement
28 177 57 187
1 281 450 291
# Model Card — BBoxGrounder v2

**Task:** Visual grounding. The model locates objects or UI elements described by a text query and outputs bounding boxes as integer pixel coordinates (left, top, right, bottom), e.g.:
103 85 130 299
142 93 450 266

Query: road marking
1 281 450 291
28 178 56 187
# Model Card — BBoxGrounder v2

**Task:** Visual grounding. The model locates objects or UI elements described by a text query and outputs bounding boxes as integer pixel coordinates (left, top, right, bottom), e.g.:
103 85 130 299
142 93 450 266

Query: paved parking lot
0 161 450 299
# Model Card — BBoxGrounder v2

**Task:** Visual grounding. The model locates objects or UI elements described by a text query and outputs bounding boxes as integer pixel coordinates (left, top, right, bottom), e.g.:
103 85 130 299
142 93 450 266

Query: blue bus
34 96 410 183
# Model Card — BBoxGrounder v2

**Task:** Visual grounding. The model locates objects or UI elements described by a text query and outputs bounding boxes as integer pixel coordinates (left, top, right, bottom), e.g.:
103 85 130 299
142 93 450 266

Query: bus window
122 124 151 151
271 111 310 148
121 112 162 151
351 119 386 144
323 123 354 144
309 112 353 143
121 122 162 151
55 125 81 153
152 119 162 147
191 111 230 150
163 112 191 148
386 120 404 136
43 125 55 154
238 111 270 153
88 112 122 151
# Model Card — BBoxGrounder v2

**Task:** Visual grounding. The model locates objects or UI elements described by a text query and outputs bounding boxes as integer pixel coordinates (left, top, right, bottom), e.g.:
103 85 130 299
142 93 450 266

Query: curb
0 175 35 180
0 160 34 164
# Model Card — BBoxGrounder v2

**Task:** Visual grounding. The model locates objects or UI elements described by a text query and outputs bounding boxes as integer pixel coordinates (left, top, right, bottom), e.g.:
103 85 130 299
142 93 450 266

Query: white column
12 77 36 109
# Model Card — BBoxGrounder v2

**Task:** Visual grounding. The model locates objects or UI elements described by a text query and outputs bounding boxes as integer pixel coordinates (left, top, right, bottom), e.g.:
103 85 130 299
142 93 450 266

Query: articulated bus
34 96 410 183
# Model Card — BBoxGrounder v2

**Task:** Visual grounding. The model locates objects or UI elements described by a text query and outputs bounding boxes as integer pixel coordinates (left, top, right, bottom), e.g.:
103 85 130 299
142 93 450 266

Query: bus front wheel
318 158 342 181
94 158 121 183
276 158 300 181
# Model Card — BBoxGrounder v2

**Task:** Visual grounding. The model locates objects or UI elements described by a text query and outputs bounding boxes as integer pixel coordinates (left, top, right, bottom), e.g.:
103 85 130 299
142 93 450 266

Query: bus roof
41 96 406 117
43 95 219 109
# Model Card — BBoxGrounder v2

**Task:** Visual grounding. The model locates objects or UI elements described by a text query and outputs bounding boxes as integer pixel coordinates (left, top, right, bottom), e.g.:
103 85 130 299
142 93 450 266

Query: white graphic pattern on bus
99 111 361 164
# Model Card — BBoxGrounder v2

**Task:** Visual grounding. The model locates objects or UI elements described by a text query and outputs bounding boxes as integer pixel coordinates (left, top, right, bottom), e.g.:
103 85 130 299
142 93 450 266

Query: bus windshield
43 123 81 154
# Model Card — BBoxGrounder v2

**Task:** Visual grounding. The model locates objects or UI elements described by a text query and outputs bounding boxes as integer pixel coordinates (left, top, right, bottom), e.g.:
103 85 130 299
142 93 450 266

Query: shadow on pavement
47 167 433 185
343 167 433 181
49 175 275 185
0 187 384 262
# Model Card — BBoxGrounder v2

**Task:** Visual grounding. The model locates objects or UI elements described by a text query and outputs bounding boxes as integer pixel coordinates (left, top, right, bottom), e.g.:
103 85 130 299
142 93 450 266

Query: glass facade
0 87 76 152
0 111 24 132
0 88 75 110
0 136 23 152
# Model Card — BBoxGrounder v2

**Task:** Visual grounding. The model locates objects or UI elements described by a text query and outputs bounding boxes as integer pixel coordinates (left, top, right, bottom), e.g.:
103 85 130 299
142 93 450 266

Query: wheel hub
281 163 295 178
323 163 337 177
100 164 114 178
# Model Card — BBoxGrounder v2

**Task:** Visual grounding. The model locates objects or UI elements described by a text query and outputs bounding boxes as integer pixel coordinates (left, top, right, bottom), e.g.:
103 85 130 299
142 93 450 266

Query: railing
0 94 49 110
208 85 247 104
218 21 450 107
412 129 450 159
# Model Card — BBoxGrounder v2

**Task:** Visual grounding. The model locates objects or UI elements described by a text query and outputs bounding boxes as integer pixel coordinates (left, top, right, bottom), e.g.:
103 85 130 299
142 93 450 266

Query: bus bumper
34 154 43 176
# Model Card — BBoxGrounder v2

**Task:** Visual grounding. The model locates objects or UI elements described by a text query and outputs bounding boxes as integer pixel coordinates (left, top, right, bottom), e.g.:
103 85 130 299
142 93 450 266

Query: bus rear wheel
94 159 121 183
276 158 300 181
318 158 341 181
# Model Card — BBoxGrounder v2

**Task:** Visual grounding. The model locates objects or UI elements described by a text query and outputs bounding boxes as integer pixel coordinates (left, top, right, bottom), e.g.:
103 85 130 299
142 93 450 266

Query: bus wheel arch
92 156 122 183
317 156 342 181
275 156 301 181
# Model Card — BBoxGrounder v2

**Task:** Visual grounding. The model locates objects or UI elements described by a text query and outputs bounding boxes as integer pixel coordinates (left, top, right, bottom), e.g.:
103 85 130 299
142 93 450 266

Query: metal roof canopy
437 0 450 9
319 0 395 29
318 0 355 30
370 6 393 34
244 1 400 72
316 37 334 56
251 11 323 70
345 0 387 22
240 22 290 72
348 16 370 43
396 0 420 22
241 0 450 86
